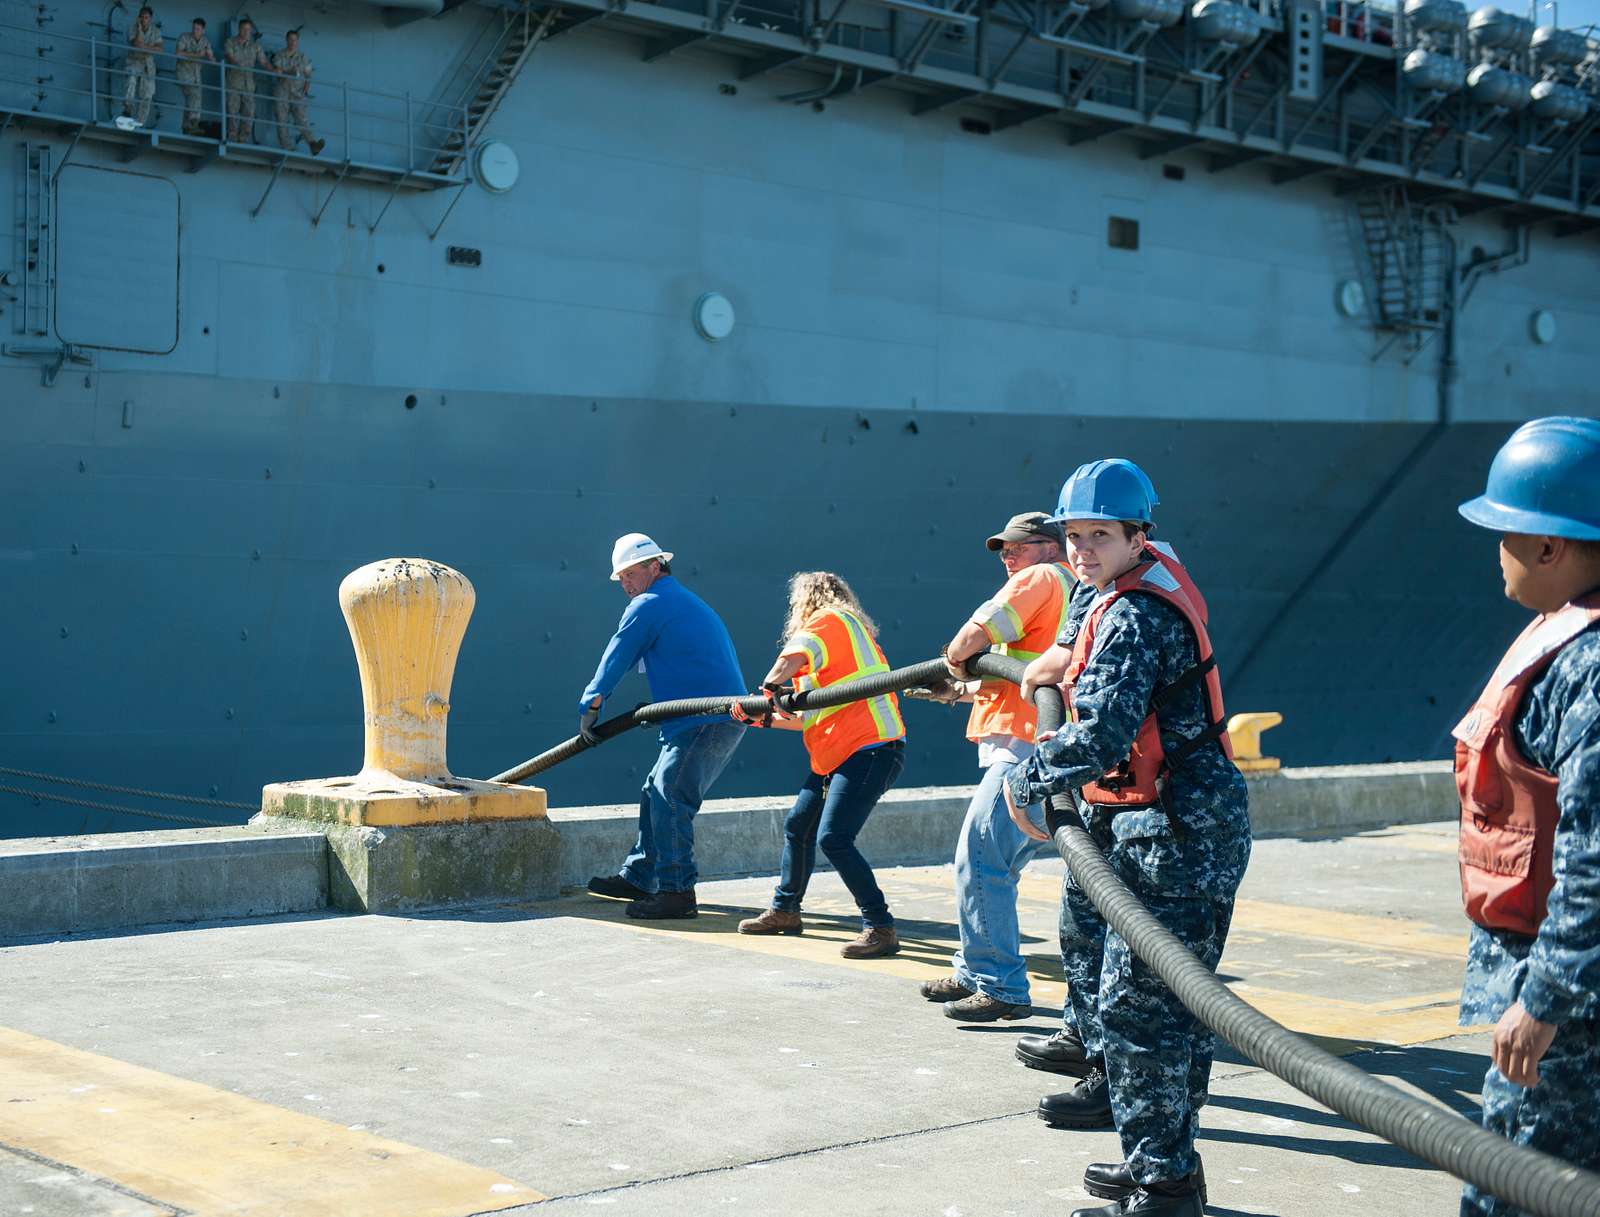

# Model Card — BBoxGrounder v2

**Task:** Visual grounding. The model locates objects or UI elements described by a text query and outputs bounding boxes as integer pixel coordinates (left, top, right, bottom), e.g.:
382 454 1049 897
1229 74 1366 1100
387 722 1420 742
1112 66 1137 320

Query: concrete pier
0 821 1487 1217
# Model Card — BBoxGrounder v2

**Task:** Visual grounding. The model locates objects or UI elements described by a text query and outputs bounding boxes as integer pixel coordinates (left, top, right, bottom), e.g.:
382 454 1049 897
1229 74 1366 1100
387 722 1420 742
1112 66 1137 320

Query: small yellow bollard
1228 711 1283 775
259 558 546 828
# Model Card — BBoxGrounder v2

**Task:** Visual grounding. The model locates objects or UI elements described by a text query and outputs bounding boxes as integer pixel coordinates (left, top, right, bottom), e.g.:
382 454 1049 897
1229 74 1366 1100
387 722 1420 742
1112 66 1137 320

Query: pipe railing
0 20 467 174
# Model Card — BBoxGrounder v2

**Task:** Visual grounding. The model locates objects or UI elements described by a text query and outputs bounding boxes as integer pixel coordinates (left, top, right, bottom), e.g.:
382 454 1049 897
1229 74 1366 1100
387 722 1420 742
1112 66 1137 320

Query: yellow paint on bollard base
260 773 547 829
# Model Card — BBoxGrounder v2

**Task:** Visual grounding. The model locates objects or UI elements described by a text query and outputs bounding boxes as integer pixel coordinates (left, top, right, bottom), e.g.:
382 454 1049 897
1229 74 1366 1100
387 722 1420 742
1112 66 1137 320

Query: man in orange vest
1453 417 1600 1217
911 512 1080 1024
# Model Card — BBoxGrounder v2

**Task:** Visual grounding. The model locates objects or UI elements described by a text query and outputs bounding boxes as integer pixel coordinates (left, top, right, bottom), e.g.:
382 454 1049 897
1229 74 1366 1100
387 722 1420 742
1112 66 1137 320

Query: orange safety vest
1065 544 1232 810
1453 595 1600 936
788 608 906 776
967 562 1076 745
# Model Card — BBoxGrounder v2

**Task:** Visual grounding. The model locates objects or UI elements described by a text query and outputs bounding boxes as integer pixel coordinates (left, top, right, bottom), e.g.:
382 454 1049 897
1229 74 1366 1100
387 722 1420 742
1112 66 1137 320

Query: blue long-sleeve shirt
1461 617 1600 1026
579 576 746 739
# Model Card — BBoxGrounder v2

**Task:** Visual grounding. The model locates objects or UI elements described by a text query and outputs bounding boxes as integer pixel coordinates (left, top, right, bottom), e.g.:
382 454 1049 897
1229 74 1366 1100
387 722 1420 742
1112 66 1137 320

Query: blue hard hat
1052 459 1160 524
1458 416 1600 541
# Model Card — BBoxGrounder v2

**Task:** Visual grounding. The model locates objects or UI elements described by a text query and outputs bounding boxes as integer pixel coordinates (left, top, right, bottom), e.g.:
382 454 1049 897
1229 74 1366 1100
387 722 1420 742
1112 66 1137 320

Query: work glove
731 684 790 728
904 676 966 704
729 698 769 728
942 646 986 682
579 701 602 745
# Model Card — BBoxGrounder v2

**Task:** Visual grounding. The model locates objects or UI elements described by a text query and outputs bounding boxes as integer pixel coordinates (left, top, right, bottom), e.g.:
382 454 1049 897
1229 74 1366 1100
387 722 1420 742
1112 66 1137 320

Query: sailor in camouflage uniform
121 7 163 127
272 30 324 155
1453 416 1600 1217
1006 459 1249 1217
223 17 272 143
174 18 214 136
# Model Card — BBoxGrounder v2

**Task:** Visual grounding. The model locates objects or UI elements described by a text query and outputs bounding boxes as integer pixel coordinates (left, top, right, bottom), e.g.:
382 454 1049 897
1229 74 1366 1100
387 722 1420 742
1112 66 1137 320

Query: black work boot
587 874 650 901
1084 1157 1207 1205
626 890 698 920
1015 1028 1093 1076
1037 1064 1112 1130
1070 1179 1203 1217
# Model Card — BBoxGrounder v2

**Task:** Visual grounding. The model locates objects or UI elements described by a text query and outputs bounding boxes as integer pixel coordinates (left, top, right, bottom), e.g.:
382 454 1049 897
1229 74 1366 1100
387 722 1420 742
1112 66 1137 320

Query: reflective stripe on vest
990 563 1076 666
966 563 1075 745
1066 546 1232 810
795 609 903 746
1453 595 1600 936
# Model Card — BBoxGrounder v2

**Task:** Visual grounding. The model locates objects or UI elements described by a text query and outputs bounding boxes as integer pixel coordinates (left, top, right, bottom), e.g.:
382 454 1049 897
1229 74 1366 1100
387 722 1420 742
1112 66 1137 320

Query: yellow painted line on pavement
1230 984 1465 1047
1017 877 1469 960
1228 899 1468 959
567 897 968 984
0 1026 542 1217
1354 829 1461 855
563 892 1463 1047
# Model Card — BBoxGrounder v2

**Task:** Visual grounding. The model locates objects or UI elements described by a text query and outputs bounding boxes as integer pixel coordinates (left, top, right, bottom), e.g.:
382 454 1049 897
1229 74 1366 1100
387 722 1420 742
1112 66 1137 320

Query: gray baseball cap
986 511 1065 551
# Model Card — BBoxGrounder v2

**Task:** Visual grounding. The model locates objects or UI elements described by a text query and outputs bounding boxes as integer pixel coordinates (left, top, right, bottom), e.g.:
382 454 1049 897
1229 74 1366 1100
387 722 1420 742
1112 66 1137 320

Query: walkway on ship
0 821 1483 1217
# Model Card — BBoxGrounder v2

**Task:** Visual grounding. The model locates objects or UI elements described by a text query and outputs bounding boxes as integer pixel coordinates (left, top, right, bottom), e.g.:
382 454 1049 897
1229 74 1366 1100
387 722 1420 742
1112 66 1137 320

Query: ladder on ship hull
1355 185 1453 359
12 144 52 339
430 6 557 177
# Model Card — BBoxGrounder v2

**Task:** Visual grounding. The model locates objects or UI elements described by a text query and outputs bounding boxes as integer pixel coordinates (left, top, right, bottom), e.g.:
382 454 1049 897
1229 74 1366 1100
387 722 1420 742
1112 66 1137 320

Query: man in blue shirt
581 533 747 920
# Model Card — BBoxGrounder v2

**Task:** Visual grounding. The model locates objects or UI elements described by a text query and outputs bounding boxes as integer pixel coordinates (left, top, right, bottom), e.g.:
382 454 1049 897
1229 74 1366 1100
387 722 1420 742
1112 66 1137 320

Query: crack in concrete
0 1138 185 1216
497 1107 1041 1212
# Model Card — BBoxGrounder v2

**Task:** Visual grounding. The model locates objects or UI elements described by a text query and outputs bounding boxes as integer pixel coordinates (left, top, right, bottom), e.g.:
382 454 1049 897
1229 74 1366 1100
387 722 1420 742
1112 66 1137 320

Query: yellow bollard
260 558 546 829
1228 711 1283 775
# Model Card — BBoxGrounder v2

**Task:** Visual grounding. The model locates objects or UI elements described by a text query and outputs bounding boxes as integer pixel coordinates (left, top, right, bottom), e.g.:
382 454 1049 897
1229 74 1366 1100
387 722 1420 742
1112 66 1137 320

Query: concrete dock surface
0 821 1492 1217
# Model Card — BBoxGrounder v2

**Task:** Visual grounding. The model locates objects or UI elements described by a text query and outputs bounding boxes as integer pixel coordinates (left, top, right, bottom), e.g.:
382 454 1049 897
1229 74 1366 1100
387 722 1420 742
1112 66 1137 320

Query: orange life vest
1065 544 1232 810
787 608 906 777
1453 595 1600 936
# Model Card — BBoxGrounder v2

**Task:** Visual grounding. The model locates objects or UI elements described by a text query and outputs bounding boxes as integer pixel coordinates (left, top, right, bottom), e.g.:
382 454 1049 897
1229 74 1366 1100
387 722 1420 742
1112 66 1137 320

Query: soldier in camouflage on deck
223 17 272 143
272 30 324 155
173 18 214 135
1006 459 1249 1217
1453 417 1600 1217
120 6 163 127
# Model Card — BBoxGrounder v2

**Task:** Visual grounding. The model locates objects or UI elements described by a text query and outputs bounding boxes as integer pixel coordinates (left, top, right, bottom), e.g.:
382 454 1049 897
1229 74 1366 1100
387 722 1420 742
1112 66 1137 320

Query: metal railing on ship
0 20 468 181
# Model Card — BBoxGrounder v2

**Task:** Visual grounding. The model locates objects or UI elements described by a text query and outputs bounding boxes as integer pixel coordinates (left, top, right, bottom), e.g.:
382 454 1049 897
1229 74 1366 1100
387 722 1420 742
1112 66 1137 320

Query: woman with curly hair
734 572 908 959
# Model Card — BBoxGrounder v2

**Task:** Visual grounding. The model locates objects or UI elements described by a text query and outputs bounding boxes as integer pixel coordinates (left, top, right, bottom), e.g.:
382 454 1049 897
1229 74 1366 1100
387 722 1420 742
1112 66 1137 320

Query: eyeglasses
998 539 1055 558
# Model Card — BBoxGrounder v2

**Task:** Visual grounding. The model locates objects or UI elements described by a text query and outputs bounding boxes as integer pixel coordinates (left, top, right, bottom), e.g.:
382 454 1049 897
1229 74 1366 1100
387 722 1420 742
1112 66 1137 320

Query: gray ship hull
2 7 1595 834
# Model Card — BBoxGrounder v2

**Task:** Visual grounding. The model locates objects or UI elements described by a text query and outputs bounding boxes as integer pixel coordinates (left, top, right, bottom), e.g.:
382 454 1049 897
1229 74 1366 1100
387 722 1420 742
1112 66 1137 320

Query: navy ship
2 0 1597 835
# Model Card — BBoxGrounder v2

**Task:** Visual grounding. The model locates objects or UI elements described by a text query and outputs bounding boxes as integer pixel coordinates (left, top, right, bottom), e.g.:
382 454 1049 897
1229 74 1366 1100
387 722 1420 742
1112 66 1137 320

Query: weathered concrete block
317 817 563 913
1245 761 1456 837
0 826 328 940
545 765 1457 892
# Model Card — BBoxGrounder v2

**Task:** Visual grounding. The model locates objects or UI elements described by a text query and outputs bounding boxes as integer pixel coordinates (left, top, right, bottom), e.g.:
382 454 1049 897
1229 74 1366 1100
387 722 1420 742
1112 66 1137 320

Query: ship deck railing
556 0 1599 226
0 20 469 190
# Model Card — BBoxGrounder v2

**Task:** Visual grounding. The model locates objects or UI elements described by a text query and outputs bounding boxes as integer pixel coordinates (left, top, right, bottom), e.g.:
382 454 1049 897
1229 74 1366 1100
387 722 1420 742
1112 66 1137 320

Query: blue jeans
950 759 1052 1005
619 721 745 894
772 741 905 928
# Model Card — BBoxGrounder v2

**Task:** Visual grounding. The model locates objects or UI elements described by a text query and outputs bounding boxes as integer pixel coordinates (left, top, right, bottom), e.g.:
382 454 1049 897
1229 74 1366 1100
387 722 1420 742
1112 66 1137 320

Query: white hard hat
610 532 674 580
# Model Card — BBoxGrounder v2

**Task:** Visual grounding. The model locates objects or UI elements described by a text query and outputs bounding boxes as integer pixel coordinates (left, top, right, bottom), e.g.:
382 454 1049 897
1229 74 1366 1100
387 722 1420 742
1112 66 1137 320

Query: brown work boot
919 975 974 1002
841 926 899 959
310 137 326 156
738 908 803 935
943 991 1031 1022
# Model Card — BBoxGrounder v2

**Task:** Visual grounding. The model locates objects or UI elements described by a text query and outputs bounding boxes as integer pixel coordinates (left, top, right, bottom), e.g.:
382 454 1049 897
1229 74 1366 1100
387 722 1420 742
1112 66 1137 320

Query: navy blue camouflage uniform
1459 619 1600 1217
1009 569 1251 1186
